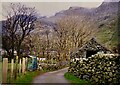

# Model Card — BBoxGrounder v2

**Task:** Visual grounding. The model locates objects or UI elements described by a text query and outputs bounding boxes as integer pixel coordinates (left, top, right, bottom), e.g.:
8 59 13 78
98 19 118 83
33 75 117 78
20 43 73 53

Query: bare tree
2 3 37 58
44 30 50 60
55 16 96 62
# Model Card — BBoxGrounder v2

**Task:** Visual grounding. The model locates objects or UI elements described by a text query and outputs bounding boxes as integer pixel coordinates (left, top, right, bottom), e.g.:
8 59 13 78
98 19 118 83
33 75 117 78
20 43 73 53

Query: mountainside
36 1 119 50
45 1 118 26
37 1 118 32
1 1 119 51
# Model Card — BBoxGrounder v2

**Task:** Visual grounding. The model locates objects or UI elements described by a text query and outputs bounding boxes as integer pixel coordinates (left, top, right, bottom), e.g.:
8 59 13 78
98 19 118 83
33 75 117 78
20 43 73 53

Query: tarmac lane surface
33 67 71 85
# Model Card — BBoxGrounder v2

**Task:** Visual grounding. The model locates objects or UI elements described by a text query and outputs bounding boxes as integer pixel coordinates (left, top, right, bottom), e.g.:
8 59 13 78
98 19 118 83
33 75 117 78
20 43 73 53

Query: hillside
1 1 119 52
36 1 119 51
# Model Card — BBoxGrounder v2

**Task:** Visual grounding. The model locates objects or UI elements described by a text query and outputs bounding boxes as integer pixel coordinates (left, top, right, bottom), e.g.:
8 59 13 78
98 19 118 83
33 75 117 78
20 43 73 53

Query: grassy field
64 72 91 85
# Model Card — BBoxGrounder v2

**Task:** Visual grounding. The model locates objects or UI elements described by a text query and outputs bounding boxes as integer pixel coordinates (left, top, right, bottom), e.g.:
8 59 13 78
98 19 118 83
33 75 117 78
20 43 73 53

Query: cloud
1 0 104 2
21 2 103 17
1 1 103 20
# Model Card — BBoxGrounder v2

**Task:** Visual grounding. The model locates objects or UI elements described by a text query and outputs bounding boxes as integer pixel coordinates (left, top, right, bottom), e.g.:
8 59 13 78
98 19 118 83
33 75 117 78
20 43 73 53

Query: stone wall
68 53 120 84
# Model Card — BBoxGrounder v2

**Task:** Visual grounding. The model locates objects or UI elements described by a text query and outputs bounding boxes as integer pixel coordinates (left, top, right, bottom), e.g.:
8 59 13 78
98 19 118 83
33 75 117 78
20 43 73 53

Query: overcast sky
0 0 105 20
21 2 103 16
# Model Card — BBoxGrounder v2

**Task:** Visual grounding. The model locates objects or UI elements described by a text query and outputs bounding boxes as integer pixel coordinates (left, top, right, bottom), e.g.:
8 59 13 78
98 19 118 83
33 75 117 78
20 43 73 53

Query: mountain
39 1 118 30
37 1 119 50
0 1 119 51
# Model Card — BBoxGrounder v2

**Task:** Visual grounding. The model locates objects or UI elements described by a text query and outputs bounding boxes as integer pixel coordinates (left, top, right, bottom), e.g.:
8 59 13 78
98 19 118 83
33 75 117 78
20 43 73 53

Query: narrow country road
33 67 71 85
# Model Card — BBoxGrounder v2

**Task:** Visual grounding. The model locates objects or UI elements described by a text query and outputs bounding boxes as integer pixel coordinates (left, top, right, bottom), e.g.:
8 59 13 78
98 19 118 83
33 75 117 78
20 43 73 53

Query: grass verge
64 72 91 85
0 62 2 83
12 70 43 85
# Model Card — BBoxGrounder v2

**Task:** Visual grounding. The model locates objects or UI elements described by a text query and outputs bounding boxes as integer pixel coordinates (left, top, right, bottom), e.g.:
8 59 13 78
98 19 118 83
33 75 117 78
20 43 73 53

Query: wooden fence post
25 57 28 72
2 58 8 83
14 56 18 79
22 58 25 74
19 58 22 74
11 59 14 79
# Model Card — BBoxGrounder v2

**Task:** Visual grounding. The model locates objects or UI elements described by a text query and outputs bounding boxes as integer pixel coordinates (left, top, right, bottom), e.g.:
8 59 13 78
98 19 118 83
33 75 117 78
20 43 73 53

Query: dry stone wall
68 53 120 84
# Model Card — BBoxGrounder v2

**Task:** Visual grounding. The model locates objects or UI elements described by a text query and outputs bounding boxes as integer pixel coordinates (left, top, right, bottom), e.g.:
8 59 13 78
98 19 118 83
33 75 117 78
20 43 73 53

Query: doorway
86 50 98 58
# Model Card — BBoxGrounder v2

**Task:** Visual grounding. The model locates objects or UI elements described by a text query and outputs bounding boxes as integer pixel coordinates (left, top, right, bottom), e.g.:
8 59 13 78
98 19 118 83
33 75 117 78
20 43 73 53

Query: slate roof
79 38 111 51
70 38 112 58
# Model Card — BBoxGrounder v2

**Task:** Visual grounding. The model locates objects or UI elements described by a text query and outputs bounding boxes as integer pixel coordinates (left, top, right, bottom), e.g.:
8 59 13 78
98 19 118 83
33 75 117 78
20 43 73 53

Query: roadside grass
0 62 2 83
64 72 91 85
7 62 67 84
12 70 43 85
7 63 22 82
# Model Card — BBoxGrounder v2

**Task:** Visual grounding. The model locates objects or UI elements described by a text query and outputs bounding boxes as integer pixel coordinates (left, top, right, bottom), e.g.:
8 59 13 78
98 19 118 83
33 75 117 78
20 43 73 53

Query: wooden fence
2 56 28 83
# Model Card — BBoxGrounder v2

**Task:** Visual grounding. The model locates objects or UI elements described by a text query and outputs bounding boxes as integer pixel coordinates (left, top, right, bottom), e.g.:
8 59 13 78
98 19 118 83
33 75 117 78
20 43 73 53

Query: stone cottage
70 38 112 59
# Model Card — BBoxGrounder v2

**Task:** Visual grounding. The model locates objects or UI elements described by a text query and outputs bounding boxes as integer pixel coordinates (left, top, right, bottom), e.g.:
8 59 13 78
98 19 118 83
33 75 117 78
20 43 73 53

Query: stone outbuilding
70 38 112 59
